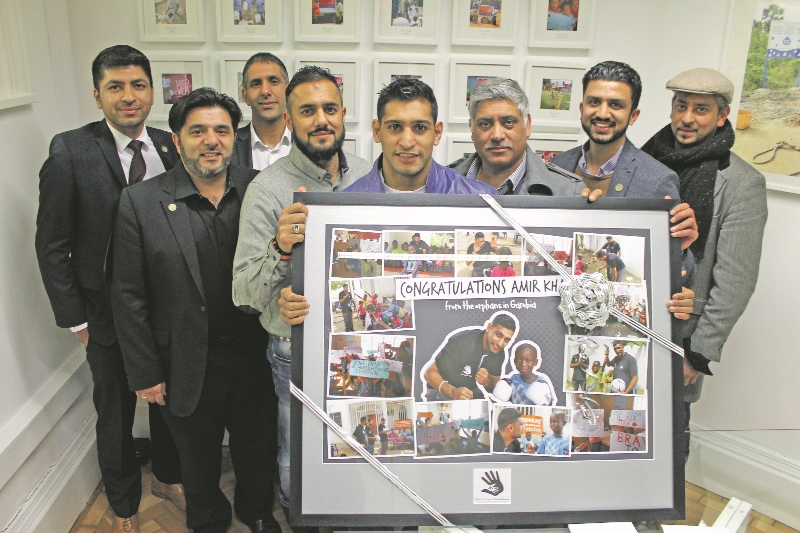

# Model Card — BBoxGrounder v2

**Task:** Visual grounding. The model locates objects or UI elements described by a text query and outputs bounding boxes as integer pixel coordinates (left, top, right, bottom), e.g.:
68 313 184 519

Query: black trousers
86 338 181 518
160 334 277 533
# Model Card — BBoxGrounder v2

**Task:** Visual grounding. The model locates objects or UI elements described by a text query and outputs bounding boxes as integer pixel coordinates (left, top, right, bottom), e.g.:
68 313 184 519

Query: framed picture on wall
148 55 209 121
297 58 360 122
343 133 362 157
446 133 476 165
451 0 519 47
373 60 437 115
137 0 205 42
527 133 581 163
525 59 587 129
295 0 360 42
528 0 595 49
219 54 294 121
215 0 282 42
449 60 514 123
374 0 436 45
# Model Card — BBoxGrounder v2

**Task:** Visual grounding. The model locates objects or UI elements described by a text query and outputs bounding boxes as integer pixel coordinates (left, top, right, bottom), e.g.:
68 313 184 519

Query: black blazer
35 120 179 344
111 164 261 417
230 124 254 169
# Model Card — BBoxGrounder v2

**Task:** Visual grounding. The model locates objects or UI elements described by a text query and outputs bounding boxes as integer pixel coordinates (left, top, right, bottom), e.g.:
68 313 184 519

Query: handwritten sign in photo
572 409 605 438
610 431 647 452
349 359 390 379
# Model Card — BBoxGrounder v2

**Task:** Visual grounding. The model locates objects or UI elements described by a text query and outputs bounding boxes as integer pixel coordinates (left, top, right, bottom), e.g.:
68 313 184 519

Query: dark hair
491 312 517 333
582 61 643 110
241 52 289 87
596 250 608 259
376 78 438 123
286 65 342 105
360 416 367 423
168 87 242 133
91 45 152 91
497 408 522 430
498 246 512 256
474 232 485 239
612 340 626 347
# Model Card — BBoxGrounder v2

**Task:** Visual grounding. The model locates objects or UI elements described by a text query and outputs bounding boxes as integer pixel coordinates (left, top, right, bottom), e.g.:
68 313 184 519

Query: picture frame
374 0 436 45
219 54 294 122
373 60 438 123
137 0 205 42
528 0 595 49
449 60 514 123
526 133 582 163
295 0 360 43
296 58 360 122
290 194 684 527
451 0 519 47
446 133 476 165
343 133 362 158
147 55 209 121
215 0 282 42
525 59 588 130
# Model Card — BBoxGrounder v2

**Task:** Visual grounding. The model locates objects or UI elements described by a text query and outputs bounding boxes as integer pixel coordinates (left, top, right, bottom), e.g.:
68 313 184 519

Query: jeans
266 336 292 507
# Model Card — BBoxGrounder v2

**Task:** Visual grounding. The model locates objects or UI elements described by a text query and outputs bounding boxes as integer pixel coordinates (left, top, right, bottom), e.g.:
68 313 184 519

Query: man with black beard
232 66 371 528
553 61 680 200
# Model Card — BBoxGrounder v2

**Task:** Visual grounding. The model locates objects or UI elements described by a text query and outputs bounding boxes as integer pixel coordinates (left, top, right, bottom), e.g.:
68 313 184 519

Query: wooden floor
68 449 798 533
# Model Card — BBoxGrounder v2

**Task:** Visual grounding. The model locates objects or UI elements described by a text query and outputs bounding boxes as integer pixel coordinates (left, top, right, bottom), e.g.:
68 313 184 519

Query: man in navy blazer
552 61 680 200
35 45 182 533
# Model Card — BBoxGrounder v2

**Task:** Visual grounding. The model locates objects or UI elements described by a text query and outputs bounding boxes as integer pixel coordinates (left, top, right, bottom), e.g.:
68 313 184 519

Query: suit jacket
230 124 253 169
111 164 261 417
552 139 680 200
683 153 767 403
35 120 179 344
449 145 585 196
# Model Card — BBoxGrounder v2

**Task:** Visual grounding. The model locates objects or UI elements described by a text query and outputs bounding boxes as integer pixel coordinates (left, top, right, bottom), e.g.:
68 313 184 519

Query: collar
465 153 527 192
578 141 624 177
287 143 350 182
250 123 291 151
379 167 426 193
107 120 152 154
174 165 234 200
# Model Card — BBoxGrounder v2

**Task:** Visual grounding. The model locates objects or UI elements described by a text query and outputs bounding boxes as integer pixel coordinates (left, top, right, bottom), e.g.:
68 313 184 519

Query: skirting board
5 414 100 533
687 422 800 530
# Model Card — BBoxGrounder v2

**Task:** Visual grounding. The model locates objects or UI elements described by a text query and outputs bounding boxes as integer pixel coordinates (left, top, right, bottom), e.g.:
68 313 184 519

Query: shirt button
200 306 206 312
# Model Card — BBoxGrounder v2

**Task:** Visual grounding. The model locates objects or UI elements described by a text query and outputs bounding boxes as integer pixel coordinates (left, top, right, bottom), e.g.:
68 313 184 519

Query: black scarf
641 120 734 260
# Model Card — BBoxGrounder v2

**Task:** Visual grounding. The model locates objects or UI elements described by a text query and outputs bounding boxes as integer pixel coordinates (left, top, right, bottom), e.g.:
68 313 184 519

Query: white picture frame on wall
373 60 437 116
446 134 477 165
525 59 587 129
529 0 595 49
374 0 435 45
215 0 282 42
296 58 360 122
148 55 209 121
527 133 581 163
343 133 362 158
295 0 360 42
451 0 518 47
449 60 514 123
137 0 206 42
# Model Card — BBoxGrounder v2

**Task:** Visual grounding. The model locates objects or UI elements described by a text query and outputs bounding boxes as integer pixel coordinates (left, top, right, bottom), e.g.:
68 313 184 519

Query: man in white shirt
231 53 292 170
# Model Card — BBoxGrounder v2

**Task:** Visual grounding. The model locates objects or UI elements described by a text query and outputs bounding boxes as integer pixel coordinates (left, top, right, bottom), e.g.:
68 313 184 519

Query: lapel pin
168 203 177 211
161 146 168 152
615 184 624 192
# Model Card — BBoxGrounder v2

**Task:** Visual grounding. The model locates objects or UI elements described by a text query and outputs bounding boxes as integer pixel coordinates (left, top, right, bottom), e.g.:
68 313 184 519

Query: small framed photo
451 0 519 47
374 0 435 45
449 60 514 123
215 0 282 42
295 0 360 43
343 133 362 158
148 55 208 121
525 59 587 129
296 58 360 122
137 0 205 42
373 59 437 116
529 0 595 49
446 134 476 165
527 133 581 163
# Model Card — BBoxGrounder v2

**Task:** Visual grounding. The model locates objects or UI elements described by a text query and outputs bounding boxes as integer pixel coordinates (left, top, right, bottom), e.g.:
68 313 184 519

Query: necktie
127 140 146 185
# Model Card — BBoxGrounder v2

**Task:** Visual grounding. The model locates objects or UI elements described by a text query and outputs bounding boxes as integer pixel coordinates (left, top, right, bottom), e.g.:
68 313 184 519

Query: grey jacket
683 153 767 403
552 139 681 200
449 145 585 196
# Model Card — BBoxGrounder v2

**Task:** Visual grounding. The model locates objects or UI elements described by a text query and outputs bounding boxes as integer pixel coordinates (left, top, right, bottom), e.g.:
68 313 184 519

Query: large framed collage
290 194 685 527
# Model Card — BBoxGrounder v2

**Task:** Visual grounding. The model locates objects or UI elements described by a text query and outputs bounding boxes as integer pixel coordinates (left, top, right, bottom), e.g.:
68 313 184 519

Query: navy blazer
230 124 254 169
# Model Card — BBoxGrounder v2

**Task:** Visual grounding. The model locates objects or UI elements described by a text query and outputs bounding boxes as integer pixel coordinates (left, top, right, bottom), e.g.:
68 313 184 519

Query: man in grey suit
231 53 292 171
449 77 585 196
640 68 768 458
552 61 681 200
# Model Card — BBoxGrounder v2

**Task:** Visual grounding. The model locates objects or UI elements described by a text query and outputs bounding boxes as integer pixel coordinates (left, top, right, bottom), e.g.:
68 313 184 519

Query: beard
180 144 232 181
581 117 629 146
293 125 346 163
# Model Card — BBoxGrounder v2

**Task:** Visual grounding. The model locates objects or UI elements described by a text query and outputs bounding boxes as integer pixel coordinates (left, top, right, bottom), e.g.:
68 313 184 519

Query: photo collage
323 226 652 461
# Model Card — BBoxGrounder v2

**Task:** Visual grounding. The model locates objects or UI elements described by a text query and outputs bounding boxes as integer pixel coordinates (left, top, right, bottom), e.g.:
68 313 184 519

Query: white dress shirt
107 120 167 184
250 124 292 171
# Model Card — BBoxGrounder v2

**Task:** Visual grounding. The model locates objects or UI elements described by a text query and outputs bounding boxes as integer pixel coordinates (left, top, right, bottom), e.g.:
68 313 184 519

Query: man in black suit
111 88 279 533
35 45 182 533
230 52 291 170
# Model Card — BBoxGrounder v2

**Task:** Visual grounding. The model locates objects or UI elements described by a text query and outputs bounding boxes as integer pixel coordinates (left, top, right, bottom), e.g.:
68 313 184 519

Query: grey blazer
552 139 681 200
683 153 767 403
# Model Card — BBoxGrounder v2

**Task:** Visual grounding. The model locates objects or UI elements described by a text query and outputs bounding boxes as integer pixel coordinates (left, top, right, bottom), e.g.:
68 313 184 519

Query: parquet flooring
68 448 798 532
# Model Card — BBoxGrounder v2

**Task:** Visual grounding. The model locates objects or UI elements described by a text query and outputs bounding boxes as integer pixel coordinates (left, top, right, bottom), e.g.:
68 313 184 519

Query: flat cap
666 68 734 105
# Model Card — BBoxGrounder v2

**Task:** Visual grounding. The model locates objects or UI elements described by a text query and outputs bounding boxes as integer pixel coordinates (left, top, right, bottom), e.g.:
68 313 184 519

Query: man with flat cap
640 67 768 459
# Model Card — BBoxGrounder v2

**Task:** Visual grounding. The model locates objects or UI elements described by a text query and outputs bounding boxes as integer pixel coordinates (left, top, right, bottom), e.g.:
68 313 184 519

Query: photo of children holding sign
327 334 415 399
414 401 491 458
330 228 383 278
568 393 647 454
491 405 572 456
383 230 455 277
572 337 648 395
329 277 414 334
326 399 415 458
455 230 523 277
